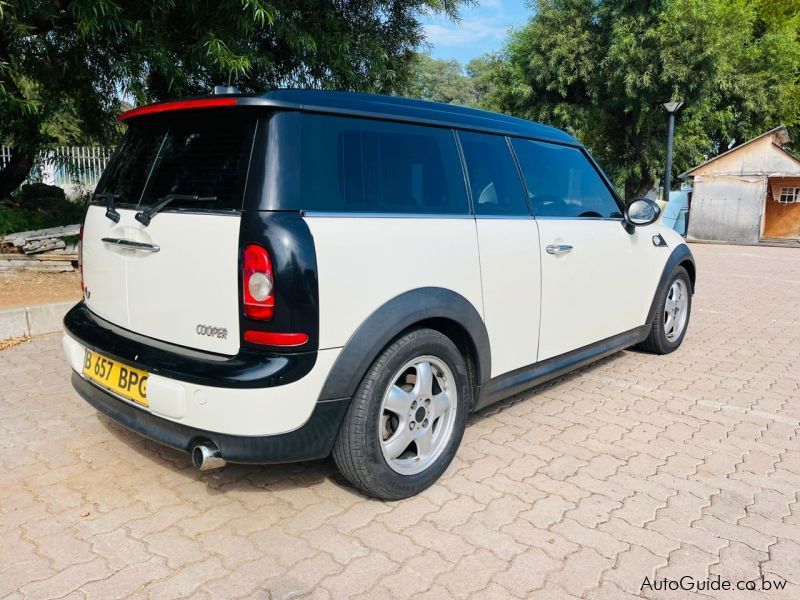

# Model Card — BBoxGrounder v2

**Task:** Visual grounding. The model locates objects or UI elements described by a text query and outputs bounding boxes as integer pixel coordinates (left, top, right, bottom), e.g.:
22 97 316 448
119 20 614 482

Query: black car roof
247 89 579 146
119 89 580 146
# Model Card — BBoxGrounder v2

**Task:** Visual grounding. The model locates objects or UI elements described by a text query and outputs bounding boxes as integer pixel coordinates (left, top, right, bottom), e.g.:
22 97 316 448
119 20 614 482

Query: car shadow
95 413 361 498
94 348 631 497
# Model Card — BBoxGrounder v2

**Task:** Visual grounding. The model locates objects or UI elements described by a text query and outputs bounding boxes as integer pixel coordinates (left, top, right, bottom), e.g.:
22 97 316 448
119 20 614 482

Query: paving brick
500 521 578 561
612 492 666 527
548 547 613 597
200 556 284 599
350 521 413 563
762 538 800 586
550 518 627 560
250 527 317 568
520 495 574 529
598 518 679 557
425 494 484 529
5 243 800 597
453 521 525 560
526 473 591 503
320 552 397 598
141 556 227 598
405 520 476 561
694 514 776 552
711 541 768 582
436 549 508 599
494 548 559 596
647 516 728 555
19 557 112 599
82 557 171 600
655 545 716 583
380 550 452 598
566 494 621 528
603 544 668 594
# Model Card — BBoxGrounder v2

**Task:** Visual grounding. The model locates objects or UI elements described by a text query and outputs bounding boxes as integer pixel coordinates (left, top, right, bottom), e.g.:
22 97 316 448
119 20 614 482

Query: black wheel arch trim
644 243 696 327
317 287 490 403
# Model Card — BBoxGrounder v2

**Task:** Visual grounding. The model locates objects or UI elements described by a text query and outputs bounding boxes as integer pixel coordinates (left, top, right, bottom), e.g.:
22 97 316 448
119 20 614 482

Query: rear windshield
95 111 257 212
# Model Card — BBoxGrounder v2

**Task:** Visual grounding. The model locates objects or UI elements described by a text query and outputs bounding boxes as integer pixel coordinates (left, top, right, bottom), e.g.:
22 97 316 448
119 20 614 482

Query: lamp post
662 101 684 202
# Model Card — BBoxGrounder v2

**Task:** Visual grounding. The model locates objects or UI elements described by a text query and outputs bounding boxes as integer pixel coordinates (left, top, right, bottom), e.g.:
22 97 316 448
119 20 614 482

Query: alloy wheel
378 355 458 476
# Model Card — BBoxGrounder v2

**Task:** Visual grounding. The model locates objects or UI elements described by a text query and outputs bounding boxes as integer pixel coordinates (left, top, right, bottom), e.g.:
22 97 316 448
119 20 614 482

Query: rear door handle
546 243 573 255
102 237 160 252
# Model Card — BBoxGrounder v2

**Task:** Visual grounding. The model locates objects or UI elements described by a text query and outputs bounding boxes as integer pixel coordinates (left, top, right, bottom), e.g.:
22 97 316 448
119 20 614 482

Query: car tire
332 328 471 500
638 266 692 355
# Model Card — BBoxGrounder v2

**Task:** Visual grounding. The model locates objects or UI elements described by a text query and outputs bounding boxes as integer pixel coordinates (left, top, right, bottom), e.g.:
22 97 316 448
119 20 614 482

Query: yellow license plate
82 349 149 407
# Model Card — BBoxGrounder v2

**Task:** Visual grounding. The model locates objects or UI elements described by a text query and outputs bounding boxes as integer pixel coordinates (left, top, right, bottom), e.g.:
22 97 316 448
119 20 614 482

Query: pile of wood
0 224 79 272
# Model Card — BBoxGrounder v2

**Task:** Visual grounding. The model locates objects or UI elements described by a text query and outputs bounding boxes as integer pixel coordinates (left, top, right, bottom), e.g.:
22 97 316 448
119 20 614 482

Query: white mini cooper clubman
63 90 695 500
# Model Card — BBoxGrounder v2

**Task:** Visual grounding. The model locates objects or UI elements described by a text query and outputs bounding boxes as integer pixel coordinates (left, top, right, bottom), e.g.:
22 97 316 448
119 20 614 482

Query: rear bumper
63 302 316 389
62 307 344 437
71 372 348 463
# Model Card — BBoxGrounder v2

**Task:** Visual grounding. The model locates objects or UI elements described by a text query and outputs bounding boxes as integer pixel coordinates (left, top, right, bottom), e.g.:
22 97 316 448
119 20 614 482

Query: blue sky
421 0 532 65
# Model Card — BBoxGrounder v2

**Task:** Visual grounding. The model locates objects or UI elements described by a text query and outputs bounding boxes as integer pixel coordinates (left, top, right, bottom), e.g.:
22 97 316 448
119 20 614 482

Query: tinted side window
299 114 468 214
511 139 623 219
459 132 529 216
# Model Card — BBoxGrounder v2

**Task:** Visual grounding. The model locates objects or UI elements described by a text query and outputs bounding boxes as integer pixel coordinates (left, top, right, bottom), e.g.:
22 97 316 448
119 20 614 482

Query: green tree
0 0 465 198
488 0 800 199
465 53 505 110
405 52 477 105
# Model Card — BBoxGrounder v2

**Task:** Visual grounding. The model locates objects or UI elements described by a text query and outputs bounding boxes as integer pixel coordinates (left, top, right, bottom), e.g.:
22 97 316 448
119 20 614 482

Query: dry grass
0 336 30 351
0 270 81 309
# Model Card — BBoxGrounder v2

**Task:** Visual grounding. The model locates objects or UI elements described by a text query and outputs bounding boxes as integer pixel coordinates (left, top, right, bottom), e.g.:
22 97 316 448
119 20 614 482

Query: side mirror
623 198 661 233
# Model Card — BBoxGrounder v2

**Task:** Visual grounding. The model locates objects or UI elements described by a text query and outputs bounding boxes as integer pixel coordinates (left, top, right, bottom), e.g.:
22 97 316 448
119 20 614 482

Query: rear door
458 131 541 377
511 138 661 361
81 125 164 329
83 110 257 355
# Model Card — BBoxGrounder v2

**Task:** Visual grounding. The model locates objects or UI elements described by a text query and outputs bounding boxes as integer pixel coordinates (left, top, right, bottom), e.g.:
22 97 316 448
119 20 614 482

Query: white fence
1 145 114 195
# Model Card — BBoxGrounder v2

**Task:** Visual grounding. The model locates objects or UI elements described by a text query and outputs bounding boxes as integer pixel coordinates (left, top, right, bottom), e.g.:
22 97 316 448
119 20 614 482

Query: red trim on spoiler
118 97 238 121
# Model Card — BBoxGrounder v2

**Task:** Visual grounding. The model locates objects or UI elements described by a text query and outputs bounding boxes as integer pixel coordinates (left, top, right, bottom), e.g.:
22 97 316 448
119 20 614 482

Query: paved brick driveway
2 242 800 599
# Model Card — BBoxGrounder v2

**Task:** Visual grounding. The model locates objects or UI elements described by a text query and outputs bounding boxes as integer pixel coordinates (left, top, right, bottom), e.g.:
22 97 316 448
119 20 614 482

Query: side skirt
474 325 649 411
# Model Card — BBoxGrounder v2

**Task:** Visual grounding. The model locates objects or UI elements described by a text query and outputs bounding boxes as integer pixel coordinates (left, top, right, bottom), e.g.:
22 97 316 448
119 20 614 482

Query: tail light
242 244 274 320
78 223 84 295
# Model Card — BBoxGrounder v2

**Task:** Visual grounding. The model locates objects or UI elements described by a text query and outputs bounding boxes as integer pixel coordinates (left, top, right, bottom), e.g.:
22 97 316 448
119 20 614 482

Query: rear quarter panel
303 216 484 351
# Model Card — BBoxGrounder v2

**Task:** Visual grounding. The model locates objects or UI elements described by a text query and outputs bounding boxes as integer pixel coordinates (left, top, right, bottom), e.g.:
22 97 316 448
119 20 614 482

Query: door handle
546 243 573 255
102 237 160 252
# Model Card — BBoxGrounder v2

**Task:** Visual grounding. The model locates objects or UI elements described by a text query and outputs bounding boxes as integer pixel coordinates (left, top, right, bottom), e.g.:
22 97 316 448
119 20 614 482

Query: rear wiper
135 194 218 226
94 192 121 223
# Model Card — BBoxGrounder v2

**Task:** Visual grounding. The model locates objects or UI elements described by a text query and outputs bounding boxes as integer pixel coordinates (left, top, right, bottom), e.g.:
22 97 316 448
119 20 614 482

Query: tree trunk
635 180 655 199
0 148 35 200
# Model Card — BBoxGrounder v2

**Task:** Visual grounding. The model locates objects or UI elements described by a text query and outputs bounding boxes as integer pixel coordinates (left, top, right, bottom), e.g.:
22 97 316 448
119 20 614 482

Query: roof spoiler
118 97 239 122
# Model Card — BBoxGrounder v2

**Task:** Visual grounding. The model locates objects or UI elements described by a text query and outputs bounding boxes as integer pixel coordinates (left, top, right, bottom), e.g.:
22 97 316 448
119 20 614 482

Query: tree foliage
0 0 465 197
403 52 501 107
405 52 477 105
483 0 800 199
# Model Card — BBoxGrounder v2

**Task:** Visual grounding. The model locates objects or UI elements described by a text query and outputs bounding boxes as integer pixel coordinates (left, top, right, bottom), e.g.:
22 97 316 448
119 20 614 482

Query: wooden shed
681 126 800 244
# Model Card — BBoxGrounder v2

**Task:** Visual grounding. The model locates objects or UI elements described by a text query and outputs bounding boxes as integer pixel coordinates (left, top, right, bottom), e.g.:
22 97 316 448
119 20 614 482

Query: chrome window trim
300 211 473 219
534 215 625 222
300 212 627 221
474 214 536 220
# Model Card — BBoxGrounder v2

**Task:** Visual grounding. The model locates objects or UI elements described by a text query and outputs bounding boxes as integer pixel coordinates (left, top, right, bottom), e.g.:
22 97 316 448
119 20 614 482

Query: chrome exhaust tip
191 442 226 471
